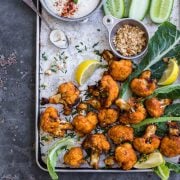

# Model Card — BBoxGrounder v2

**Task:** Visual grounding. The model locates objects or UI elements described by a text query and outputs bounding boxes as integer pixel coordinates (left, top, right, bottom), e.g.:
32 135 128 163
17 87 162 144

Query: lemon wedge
75 60 101 85
134 152 164 169
158 58 179 85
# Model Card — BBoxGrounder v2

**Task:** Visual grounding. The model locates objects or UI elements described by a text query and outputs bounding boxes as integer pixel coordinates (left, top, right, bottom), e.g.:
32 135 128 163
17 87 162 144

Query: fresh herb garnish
75 42 87 53
65 132 76 138
41 136 50 141
42 52 48 61
93 50 101 56
40 84 47 90
73 0 78 4
92 42 99 48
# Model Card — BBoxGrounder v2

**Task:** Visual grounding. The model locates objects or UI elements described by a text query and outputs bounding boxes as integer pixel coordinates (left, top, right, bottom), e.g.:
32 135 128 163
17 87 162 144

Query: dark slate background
0 0 179 179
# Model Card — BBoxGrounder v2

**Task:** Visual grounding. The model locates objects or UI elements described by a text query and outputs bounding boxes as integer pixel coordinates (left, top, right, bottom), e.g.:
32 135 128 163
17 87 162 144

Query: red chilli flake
61 0 77 17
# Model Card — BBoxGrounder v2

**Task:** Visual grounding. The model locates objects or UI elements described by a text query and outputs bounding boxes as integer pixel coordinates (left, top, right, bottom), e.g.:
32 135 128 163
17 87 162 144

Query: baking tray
35 0 180 172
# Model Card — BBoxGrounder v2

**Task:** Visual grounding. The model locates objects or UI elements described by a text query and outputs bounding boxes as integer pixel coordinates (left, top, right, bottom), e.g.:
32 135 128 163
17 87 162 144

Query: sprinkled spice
54 0 77 17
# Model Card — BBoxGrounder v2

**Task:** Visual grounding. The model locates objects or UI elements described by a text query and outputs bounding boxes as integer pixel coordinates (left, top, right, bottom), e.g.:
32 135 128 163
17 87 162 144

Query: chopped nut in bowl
103 15 149 60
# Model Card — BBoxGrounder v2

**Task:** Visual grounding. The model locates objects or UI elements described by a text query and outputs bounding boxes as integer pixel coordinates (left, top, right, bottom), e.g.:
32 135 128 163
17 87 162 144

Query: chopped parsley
42 52 48 61
92 42 99 48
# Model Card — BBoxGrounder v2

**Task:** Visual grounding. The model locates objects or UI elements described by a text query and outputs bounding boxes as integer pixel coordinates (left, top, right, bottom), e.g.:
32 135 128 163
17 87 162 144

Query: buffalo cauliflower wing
115 143 137 170
108 125 134 144
100 75 119 107
160 122 180 157
145 98 172 117
102 50 133 81
98 108 119 127
40 107 73 137
64 147 84 168
130 70 156 97
72 112 98 136
82 133 110 169
133 125 160 154
119 98 147 124
49 82 80 115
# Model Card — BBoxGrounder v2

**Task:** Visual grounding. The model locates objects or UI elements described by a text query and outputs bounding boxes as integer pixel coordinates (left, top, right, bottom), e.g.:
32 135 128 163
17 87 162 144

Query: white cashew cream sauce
45 0 100 18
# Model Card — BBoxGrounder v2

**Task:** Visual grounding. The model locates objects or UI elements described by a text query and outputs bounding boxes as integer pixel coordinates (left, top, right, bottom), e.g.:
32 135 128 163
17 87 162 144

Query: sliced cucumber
129 0 150 20
103 0 125 19
150 0 174 23
124 0 131 17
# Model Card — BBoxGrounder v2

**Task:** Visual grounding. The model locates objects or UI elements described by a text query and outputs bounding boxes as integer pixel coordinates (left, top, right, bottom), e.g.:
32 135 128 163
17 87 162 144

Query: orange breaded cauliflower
108 125 134 144
49 82 80 115
133 125 160 154
72 112 98 136
108 60 133 81
64 147 84 168
115 143 137 170
145 98 172 117
82 133 110 169
98 108 119 127
102 50 133 81
40 107 73 137
160 122 180 157
76 98 101 113
88 75 119 107
104 156 115 167
100 75 119 107
130 70 156 97
118 98 147 124
102 50 119 62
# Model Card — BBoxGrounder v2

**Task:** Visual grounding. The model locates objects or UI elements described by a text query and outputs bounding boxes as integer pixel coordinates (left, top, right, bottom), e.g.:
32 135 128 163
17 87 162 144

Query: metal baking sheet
35 0 180 172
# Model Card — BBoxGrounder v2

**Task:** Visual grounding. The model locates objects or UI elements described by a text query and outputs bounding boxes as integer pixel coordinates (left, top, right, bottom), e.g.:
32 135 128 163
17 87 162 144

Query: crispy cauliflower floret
86 98 101 110
40 107 73 137
100 75 119 107
145 98 172 117
133 125 160 154
108 125 134 144
64 147 84 168
130 70 156 97
115 143 137 170
160 122 180 157
49 82 80 115
102 50 119 62
88 75 119 107
102 50 133 81
82 134 110 169
104 156 115 167
109 60 133 81
98 108 119 127
72 112 98 136
77 98 101 113
118 98 147 124
76 102 88 113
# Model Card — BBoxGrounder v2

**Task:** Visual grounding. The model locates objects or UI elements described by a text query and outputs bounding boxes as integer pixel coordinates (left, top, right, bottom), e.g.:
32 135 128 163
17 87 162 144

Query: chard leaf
121 22 180 98
166 161 180 173
150 60 167 80
154 162 170 180
148 84 180 100
151 44 180 80
132 117 180 129
47 137 74 180
134 121 168 137
164 103 180 117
